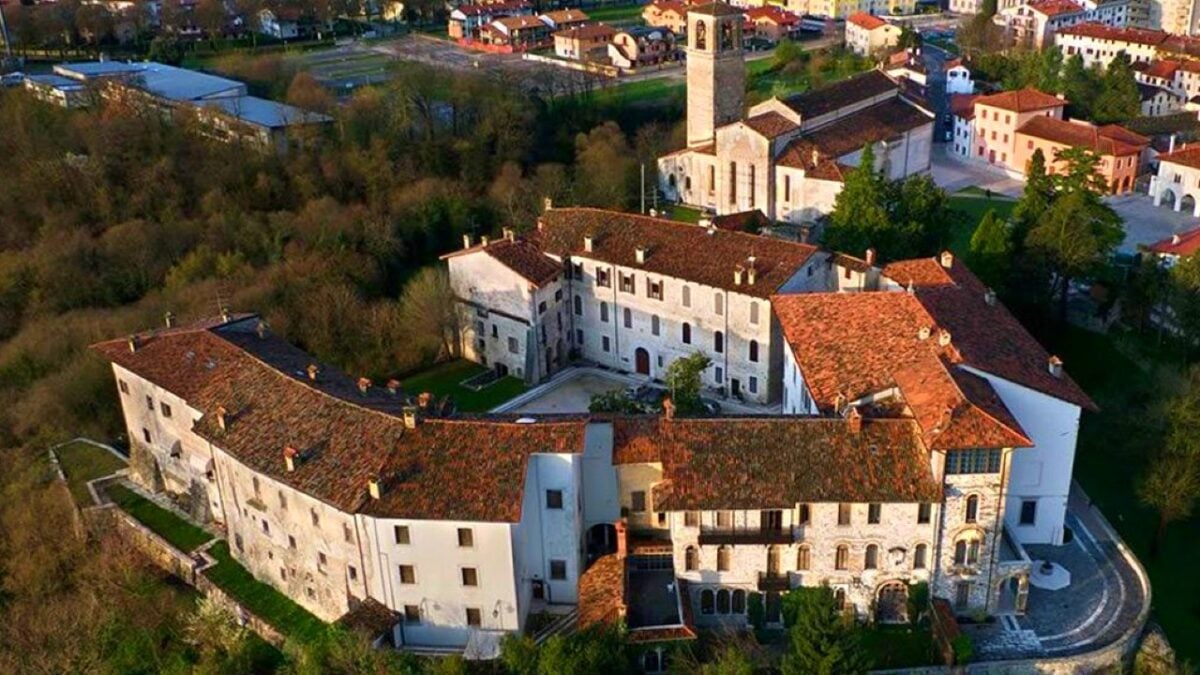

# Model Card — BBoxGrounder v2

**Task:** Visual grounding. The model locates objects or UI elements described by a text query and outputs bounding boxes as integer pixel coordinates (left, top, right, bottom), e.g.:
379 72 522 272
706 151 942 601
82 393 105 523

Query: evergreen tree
1061 53 1100 119
1038 47 1063 94
967 209 1013 292
1092 52 1141 124
1026 188 1123 318
781 587 871 675
1011 148 1052 243
897 25 921 51
1170 253 1200 358
823 144 889 256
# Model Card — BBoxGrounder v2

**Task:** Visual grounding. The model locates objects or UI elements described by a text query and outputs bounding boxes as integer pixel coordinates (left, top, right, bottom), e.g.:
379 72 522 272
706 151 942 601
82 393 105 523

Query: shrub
747 592 765 631
952 634 976 665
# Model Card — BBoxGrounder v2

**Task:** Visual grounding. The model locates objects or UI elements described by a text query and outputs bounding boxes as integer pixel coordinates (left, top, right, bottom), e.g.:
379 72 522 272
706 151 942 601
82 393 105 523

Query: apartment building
995 0 1131 49
844 12 902 56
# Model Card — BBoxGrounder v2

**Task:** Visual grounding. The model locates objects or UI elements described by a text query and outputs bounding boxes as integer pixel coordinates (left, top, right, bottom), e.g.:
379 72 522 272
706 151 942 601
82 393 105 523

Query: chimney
256 320 268 339
368 477 383 500
662 397 676 421
799 225 811 244
1169 133 1177 154
164 311 174 328
386 379 401 396
906 280 915 294
357 377 372 395
481 235 490 247
463 234 472 249
543 197 553 212
584 234 594 253
706 222 717 236
698 217 712 230
127 335 138 353
1172 234 1182 245
810 148 819 167
649 208 658 217
734 266 744 285
1048 355 1064 378
747 256 757 285
847 406 862 434
938 329 953 347
636 246 647 264
307 364 319 381
940 251 954 269
502 227 515 242
865 248 877 266
220 307 231 323
917 326 932 341
615 518 628 559
417 392 433 409
984 288 997 306
833 392 847 415
402 406 419 429
284 446 298 472
216 406 227 432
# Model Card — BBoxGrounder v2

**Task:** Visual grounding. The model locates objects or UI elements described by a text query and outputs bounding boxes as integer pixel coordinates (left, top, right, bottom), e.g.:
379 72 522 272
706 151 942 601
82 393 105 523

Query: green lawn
1040 325 1200 663
56 440 127 505
665 204 703 223
947 192 1018 256
108 484 214 553
203 541 328 642
586 2 646 23
401 360 528 412
862 625 938 669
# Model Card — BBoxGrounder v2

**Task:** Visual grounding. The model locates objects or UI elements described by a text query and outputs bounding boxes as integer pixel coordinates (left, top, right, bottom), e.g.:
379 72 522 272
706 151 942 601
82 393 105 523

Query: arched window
716 589 730 614
717 545 731 571
954 540 966 565
965 495 979 523
732 589 746 613
651 314 660 336
714 331 724 353
700 589 714 614
954 534 982 565
835 544 848 571
685 546 698 571
623 307 632 328
796 545 811 571
913 544 928 570
865 544 879 570
682 322 692 344
749 339 759 362
833 587 847 610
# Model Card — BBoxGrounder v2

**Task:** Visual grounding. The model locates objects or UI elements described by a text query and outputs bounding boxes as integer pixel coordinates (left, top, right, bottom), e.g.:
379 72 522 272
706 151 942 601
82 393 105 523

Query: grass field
108 484 214 553
946 190 1018 256
1040 324 1199 662
56 441 127 505
402 360 528 412
203 541 328 642
586 2 646 23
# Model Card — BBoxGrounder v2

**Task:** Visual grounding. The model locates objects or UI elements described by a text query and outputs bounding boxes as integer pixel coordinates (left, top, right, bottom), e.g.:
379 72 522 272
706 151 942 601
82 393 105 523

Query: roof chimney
584 234 594 253
220 307 231 323
357 377 372 395
938 329 953 347
833 392 847 415
164 311 174 328
1048 355 1064 378
128 335 138 353
216 406 228 432
1169 133 1177 154
306 364 319 381
747 257 757 285
940 251 954 269
865 248 877 266
706 222 717 236
662 397 676 421
418 392 433 409
984 288 997 306
649 208 658 217
698 217 712 230
917 326 932 341
734 266 744 285
402 406 419 429
847 406 862 434
368 477 383 500
1172 234 1182 245
256 320 268 339
615 518 628 559
386 379 401 396
543 197 553 212
636 246 647 264
810 148 819 167
481 235 490 247
284 446 298 472
503 227 515 242
906 280 915 294
463 234 472 249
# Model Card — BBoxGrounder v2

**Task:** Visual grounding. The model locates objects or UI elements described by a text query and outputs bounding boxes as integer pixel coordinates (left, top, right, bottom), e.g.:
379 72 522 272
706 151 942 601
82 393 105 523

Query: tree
664 353 712 415
1037 46 1063 94
399 266 459 362
286 71 335 114
1121 256 1170 335
694 646 756 675
1139 450 1200 557
1092 52 1142 125
823 143 889 256
147 35 186 66
780 587 871 675
1026 188 1123 318
536 624 628 675
1061 53 1102 120
967 209 1012 292
573 122 636 210
897 25 921 51
589 389 649 414
1012 148 1052 243
1169 253 1200 356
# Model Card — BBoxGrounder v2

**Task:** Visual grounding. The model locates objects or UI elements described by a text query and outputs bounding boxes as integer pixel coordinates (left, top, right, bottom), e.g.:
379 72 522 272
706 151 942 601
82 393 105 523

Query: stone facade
686 8 746 148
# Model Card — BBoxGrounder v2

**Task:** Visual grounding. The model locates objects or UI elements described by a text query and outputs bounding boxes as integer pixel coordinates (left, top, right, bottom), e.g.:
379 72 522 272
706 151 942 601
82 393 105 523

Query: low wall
521 52 621 77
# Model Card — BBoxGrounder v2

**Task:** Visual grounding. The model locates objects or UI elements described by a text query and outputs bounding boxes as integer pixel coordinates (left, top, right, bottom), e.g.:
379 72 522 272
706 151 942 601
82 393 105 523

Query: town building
1151 144 1200 214
744 5 802 43
642 0 691 34
481 14 554 51
554 24 617 60
1148 0 1200 36
1055 21 1170 67
1132 58 1200 106
1139 81 1185 114
449 1 533 42
608 26 680 70
539 7 590 31
1144 226 1200 264
803 0 916 19
657 4 933 224
995 0 1131 50
844 12 902 56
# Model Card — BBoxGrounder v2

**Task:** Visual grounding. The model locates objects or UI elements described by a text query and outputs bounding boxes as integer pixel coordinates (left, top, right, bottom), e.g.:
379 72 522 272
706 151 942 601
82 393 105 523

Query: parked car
0 72 25 88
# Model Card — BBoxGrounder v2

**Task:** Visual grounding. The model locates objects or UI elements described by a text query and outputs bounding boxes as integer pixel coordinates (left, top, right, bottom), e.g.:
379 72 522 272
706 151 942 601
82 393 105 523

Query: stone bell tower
686 2 746 148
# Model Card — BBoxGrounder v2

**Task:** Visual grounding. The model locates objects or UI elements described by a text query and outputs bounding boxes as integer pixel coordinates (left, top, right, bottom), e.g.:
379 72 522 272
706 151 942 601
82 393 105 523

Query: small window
602 336 611 352
142 428 152 444
868 503 881 524
623 307 632 328
461 567 478 586
732 589 746 614
864 544 878 570
684 511 699 527
404 605 420 624
714 292 724 315
466 607 482 627
538 301 547 314
651 315 660 336
596 268 610 288
394 525 410 545
714 331 724 354
717 545 731 571
160 403 172 418
648 279 663 300
261 520 270 535
914 543 928 569
716 510 732 528
715 366 723 384
546 489 563 509
318 551 328 568
574 295 582 316
620 273 635 293
797 545 811 570
917 503 932 524
600 302 609 323
749 301 759 325
749 340 759 362
550 559 567 580
311 510 320 527
682 322 692 344
630 491 646 512
701 589 714 614
955 581 972 609
685 546 698 571
717 588 731 614
343 523 353 543
458 528 474 548
749 376 758 394
507 337 519 354
838 503 851 526
146 395 154 410
682 285 691 307
279 492 287 510
288 535 296 549
399 565 415 584
118 379 129 395
965 495 979 523
1019 499 1037 525
835 544 848 570
798 504 811 525
348 564 357 581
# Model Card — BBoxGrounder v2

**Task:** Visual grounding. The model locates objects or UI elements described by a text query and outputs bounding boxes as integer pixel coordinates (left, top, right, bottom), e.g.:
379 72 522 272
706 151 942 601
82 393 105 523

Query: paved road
930 145 1025 196
1108 192 1200 254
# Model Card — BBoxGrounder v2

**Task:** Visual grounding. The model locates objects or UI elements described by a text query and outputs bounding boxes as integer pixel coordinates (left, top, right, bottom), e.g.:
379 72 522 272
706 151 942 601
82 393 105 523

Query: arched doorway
1121 175 1132 193
1160 188 1178 208
996 574 1029 614
586 523 617 561
875 581 909 623
1182 194 1197 216
635 348 650 375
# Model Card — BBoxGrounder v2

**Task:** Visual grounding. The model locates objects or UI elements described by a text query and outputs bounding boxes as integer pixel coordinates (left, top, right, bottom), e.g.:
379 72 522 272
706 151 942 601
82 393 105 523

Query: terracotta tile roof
880 257 956 288
950 93 980 120
1028 0 1084 16
746 6 798 24
1156 144 1200 170
93 318 588 520
1144 59 1180 79
1138 83 1174 101
799 97 933 158
711 209 770 232
456 1 531 17
974 88 1065 113
1016 116 1147 157
555 23 616 40
689 1 744 17
577 553 626 628
744 111 799 138
1160 34 1200 58
831 252 873 273
534 208 818 299
775 138 849 182
779 70 898 119
1178 60 1200 73
847 11 887 30
645 0 688 16
541 8 588 22
1057 22 1168 46
493 14 548 30
480 238 563 286
892 358 1032 450
613 417 942 510
1146 226 1200 256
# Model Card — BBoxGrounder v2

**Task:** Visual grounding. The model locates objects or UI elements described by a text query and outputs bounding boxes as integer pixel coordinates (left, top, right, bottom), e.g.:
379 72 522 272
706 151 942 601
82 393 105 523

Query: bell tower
686 2 746 148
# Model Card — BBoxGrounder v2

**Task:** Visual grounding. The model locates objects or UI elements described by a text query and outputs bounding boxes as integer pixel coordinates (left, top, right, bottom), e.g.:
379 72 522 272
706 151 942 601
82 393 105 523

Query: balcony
698 526 794 546
757 572 790 592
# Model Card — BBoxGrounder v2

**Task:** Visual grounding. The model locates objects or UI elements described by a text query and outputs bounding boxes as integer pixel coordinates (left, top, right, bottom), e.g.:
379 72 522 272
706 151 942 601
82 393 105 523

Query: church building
657 3 936 224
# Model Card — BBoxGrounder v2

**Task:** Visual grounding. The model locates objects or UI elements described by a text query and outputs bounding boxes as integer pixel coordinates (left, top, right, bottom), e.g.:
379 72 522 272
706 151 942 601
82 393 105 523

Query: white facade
1056 27 1162 68
1151 151 1200 215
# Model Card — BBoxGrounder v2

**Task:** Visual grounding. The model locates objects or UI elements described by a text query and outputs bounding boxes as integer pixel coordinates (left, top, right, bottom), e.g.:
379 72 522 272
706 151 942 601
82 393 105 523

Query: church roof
688 1 745 17
778 70 898 119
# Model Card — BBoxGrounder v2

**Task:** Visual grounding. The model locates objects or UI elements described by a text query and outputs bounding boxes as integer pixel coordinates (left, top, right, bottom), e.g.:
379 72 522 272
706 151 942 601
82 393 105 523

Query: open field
402 359 528 412
947 190 1018 255
56 441 126 505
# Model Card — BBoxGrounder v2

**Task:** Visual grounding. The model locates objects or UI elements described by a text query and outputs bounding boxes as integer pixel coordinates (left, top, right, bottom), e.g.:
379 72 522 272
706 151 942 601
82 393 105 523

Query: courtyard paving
930 146 1025 197
1108 192 1200 254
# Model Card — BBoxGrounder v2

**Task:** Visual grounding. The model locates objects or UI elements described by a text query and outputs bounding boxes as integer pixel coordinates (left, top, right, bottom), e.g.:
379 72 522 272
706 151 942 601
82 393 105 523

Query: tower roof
688 1 745 17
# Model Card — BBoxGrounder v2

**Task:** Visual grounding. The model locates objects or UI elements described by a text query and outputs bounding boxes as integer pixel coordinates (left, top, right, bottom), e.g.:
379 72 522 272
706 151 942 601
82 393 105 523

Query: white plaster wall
781 346 818 415
581 422 620 529
616 463 667 534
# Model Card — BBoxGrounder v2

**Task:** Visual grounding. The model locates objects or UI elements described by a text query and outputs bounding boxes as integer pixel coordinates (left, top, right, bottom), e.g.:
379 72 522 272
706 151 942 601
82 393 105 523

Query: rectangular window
160 403 172 418
715 366 723 384
1019 499 1038 525
729 161 737 202
955 581 972 609
716 510 732 528
458 528 474 547
619 273 635 293
648 279 663 300
868 503 881 524
288 535 296 549
146 395 154 410
343 523 353 543
507 337 519 354
651 315 660 336
918 503 932 524
602 336 611 352
394 525 410 545
784 174 791 202
623 307 632 328
838 503 851 526
684 511 699 527
546 489 564 509
318 552 328 569
799 503 811 525
311 510 320 527
142 428 152 444
461 567 479 586
600 302 609 323
575 329 583 345
682 285 691 307
714 292 723 315
749 163 756 204
118 379 129 395
538 301 547 314
550 559 567 580
630 491 646 512
466 608 482 627
749 302 759 325
279 492 287 510
749 376 758 394
399 565 415 584
404 605 420 624
596 268 610 288
946 448 1002 475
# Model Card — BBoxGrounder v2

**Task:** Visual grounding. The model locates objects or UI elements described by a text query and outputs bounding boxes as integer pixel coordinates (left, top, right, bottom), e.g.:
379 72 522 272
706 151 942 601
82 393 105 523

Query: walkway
1108 192 1200 254
930 145 1025 197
